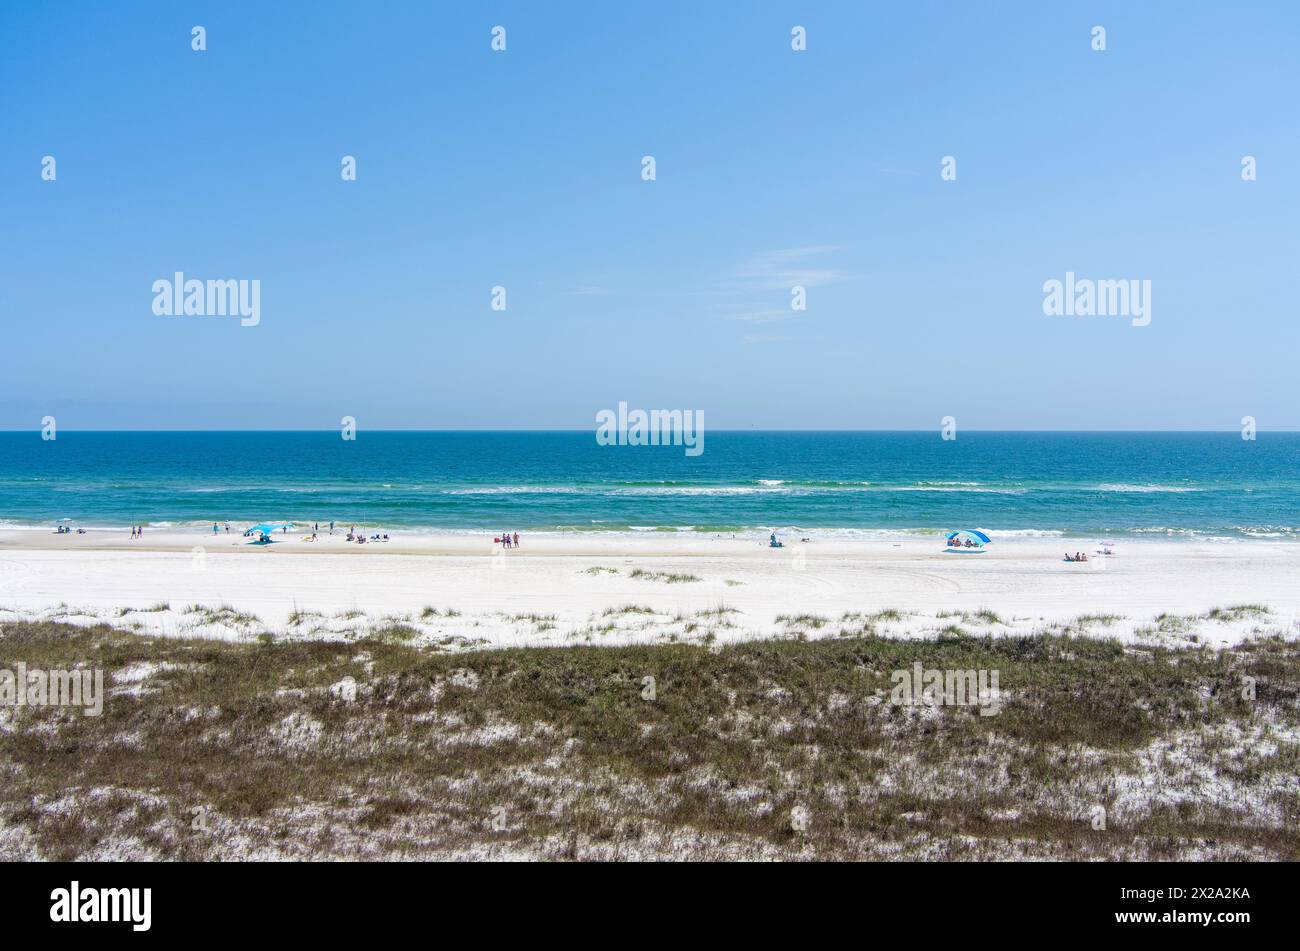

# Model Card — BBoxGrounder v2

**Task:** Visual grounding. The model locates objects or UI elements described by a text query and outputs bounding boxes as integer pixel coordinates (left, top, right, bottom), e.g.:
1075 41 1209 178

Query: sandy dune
2 529 1298 648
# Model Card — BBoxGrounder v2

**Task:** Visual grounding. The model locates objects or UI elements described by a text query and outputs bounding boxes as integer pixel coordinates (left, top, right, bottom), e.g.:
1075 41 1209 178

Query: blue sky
2 1 1297 429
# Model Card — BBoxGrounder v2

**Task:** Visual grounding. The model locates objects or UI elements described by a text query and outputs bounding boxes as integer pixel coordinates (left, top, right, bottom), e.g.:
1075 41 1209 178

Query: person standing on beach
513 532 519 548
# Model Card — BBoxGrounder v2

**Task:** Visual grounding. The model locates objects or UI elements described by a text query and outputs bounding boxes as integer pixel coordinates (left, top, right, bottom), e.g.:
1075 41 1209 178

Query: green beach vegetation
1 617 1296 860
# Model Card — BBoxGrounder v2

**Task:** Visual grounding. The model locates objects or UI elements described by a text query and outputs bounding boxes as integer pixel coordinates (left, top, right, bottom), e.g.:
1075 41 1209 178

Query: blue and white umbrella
944 529 990 552
243 522 293 537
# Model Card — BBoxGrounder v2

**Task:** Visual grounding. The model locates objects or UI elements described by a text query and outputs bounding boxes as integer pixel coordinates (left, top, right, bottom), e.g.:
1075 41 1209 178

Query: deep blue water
2 431 1297 539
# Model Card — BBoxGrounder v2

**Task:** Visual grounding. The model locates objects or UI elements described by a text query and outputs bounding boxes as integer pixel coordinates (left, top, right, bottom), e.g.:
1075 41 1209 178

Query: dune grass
1 619 1297 860
628 569 701 584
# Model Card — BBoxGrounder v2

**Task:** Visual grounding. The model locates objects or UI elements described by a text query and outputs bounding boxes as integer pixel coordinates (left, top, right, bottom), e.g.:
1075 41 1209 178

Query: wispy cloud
724 309 794 323
726 246 852 291
716 246 854 327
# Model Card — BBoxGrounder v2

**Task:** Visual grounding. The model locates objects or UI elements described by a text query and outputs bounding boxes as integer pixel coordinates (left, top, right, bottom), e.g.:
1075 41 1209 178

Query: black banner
1 861 1279 937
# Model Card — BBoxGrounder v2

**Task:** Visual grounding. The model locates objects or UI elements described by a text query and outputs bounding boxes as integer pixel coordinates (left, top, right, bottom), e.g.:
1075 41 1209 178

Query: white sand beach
2 528 1298 649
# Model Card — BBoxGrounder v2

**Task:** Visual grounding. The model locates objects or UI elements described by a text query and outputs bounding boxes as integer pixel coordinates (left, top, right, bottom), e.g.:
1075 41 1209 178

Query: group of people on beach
202 519 396 544
497 531 521 548
129 525 146 538
347 527 390 544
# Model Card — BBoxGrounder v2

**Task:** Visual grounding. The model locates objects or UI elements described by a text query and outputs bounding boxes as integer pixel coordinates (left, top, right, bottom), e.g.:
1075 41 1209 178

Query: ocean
2 431 1297 540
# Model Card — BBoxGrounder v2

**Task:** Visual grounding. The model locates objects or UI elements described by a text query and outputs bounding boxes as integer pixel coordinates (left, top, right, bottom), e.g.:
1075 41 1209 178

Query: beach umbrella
243 522 293 537
944 529 990 552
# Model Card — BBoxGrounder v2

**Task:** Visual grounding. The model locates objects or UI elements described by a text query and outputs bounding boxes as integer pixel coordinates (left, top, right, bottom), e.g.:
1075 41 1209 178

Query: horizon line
4 429 1296 436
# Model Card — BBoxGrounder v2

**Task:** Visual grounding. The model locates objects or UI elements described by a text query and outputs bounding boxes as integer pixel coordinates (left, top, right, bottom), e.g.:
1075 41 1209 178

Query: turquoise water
2 431 1297 539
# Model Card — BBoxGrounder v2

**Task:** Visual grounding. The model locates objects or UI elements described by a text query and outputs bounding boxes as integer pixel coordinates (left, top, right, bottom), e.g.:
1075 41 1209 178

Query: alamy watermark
890 662 1001 716
152 272 261 327
1042 272 1150 327
50 881 150 931
596 402 704 457
2 663 104 716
